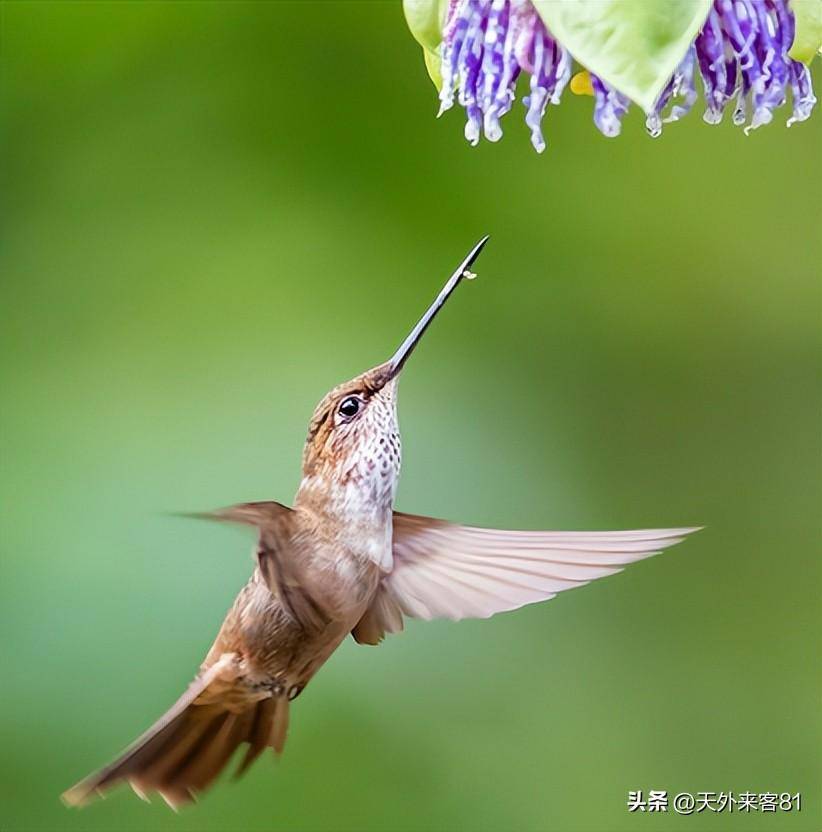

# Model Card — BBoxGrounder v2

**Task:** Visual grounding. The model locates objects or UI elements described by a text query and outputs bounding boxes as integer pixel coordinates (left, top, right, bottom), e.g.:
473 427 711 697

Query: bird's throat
294 473 395 571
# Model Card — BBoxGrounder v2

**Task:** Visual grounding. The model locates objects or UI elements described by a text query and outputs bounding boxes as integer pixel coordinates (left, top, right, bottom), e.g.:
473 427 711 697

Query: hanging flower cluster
407 0 819 152
437 0 573 152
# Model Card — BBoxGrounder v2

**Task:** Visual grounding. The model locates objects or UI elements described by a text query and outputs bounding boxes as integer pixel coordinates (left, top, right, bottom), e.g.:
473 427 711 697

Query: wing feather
352 513 700 638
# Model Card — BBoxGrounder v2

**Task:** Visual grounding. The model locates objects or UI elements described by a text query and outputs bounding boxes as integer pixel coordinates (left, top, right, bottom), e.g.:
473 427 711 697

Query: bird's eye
337 396 362 420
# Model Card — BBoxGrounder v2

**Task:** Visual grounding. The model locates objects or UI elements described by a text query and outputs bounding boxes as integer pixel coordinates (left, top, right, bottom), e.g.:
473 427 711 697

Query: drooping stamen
524 26 549 151
438 1 469 116
666 48 699 124
480 0 510 141
645 47 698 136
522 17 571 152
438 0 571 152
591 74 630 137
696 7 732 123
733 76 750 125
456 0 489 145
787 59 818 126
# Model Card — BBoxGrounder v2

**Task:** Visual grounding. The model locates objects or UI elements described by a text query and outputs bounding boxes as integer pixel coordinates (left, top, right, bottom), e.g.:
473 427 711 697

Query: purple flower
439 0 572 152
435 0 817 151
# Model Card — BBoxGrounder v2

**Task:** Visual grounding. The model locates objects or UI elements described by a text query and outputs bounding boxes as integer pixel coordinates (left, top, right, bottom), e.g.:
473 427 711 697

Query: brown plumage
62 237 700 808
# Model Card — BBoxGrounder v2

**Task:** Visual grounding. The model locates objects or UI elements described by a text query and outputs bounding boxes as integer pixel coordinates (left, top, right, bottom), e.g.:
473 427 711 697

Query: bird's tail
62 655 289 809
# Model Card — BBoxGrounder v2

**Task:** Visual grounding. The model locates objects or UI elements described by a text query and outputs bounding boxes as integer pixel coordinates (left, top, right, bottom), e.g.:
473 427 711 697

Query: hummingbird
63 237 699 809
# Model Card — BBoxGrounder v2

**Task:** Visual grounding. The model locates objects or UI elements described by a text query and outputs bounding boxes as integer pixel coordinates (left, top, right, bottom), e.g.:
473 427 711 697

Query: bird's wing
183 500 293 528
183 502 293 597
352 512 699 643
182 501 330 630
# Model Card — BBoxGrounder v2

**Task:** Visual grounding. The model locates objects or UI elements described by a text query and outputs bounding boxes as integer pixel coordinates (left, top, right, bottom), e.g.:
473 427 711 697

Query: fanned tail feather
62 659 289 809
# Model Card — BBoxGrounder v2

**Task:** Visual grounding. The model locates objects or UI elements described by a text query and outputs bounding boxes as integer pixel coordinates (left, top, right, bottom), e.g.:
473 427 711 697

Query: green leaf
789 0 822 63
423 46 443 89
532 0 713 113
403 0 449 89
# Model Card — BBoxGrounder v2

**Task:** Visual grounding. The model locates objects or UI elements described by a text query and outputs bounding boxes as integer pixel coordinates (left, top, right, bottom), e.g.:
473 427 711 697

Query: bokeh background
1 2 820 831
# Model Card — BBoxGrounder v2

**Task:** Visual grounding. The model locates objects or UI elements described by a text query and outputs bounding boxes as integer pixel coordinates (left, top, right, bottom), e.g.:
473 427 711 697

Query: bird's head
299 236 489 516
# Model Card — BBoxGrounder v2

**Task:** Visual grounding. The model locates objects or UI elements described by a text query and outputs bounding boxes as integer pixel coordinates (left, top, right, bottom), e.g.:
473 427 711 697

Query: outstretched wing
352 512 700 644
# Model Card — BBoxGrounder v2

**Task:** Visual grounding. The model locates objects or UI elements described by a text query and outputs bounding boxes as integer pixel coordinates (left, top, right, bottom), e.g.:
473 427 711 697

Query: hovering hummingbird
63 237 699 809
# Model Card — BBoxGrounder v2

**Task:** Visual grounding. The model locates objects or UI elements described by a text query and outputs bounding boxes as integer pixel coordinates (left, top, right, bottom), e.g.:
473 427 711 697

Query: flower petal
532 0 713 112
403 0 452 88
789 0 822 63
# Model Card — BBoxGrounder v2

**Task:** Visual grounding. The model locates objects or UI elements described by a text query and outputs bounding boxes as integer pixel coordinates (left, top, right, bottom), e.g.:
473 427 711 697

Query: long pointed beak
385 235 489 380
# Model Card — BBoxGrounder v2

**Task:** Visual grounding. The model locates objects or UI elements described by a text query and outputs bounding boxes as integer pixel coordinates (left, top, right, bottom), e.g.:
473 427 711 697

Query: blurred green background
1 2 820 831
